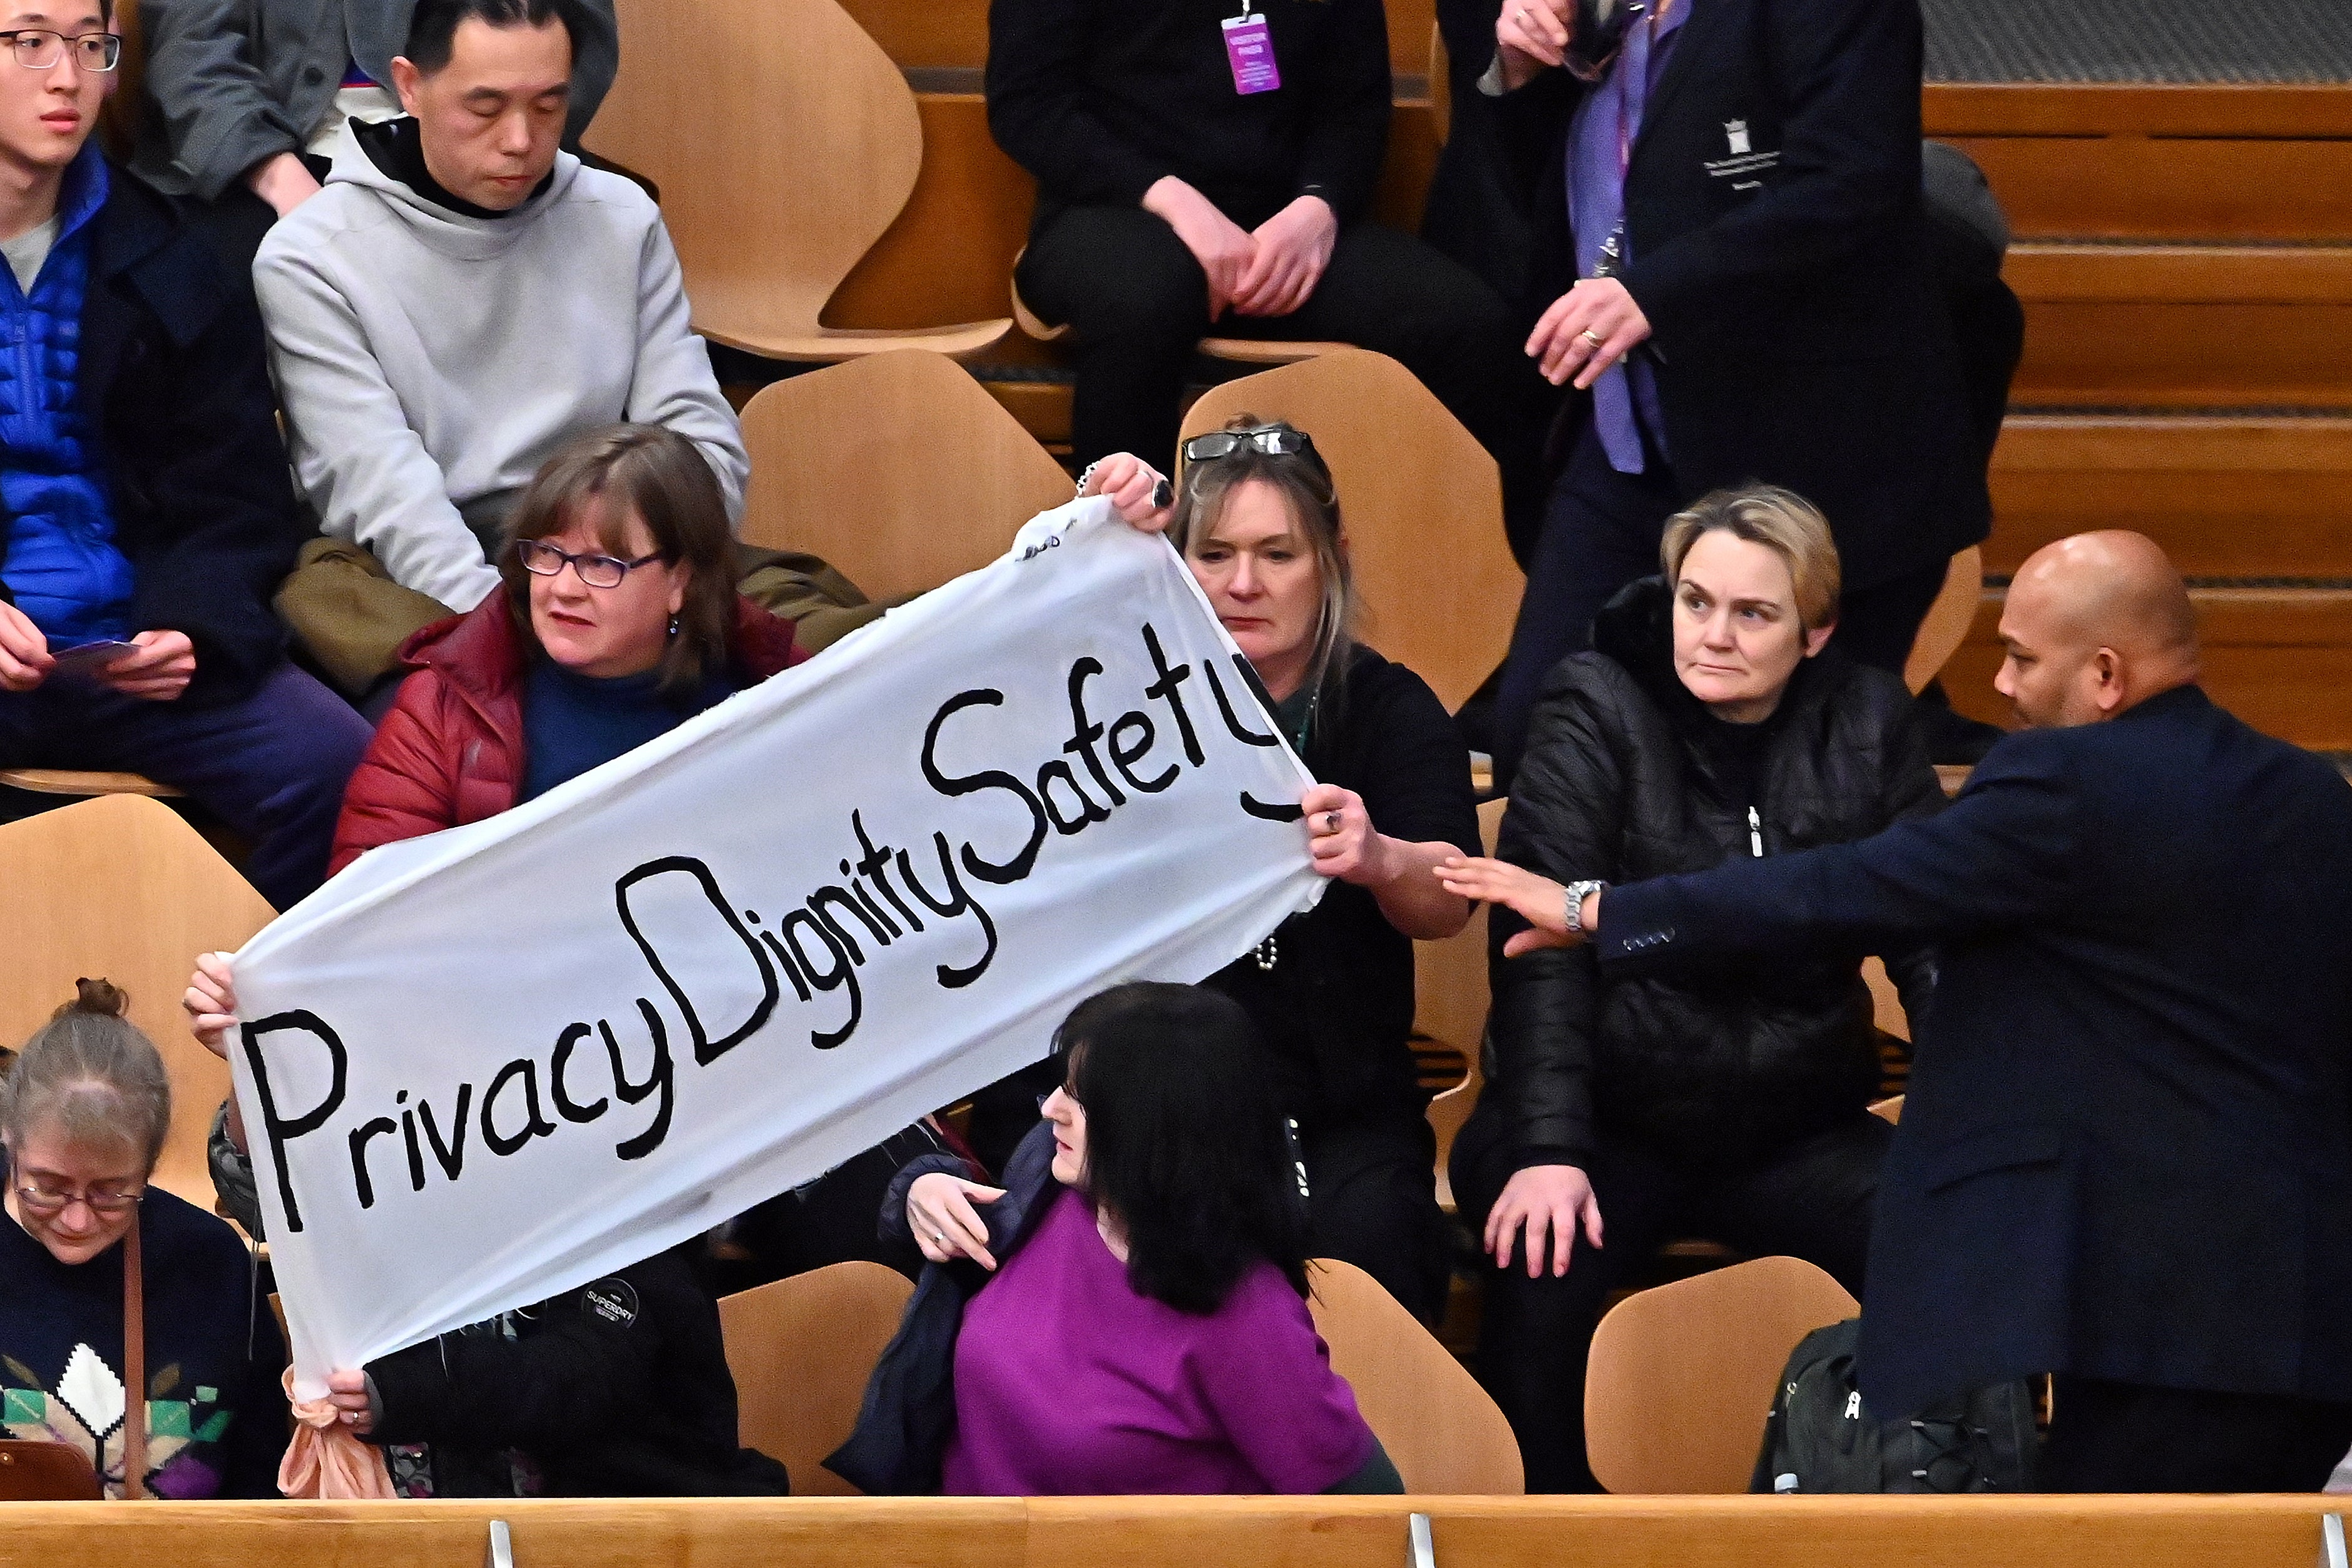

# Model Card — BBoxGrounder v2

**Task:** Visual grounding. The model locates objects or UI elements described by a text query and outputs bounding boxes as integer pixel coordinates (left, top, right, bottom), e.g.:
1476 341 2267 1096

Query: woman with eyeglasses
833 981 1401 1496
1 979 287 1498
1006 425 1480 1328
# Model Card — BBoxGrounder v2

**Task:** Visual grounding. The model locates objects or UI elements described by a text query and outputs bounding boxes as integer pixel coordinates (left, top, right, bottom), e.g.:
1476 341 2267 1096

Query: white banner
229 502 1323 1397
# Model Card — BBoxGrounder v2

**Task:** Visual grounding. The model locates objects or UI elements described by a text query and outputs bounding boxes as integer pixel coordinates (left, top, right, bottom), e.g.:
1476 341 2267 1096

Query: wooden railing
8 1494 2348 1568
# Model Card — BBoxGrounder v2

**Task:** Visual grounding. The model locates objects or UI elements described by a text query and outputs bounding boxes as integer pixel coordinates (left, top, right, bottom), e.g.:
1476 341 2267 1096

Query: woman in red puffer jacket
330 423 803 875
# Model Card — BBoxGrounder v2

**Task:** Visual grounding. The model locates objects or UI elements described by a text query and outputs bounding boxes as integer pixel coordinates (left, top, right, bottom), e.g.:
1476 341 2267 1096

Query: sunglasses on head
1181 425 1317 464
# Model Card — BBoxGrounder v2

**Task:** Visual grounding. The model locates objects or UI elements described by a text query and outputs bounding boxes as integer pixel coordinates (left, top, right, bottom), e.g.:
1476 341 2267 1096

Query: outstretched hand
1434 856 1593 954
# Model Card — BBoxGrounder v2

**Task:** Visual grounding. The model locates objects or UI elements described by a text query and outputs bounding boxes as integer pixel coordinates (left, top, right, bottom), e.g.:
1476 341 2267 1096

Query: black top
1491 0 1989 590
0 1188 287 1498
986 0 1394 232
365 1244 787 1497
1206 643 1481 1131
1488 577 1943 1170
1598 684 2352 1416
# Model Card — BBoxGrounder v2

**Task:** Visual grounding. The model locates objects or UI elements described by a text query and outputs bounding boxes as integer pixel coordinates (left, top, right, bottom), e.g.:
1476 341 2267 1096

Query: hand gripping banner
229 501 1324 1396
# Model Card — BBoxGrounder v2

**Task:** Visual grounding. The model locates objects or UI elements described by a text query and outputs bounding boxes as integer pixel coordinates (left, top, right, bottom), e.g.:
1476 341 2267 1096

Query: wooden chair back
717 1261 915 1496
1585 1255 1858 1494
1416 798 1505 1213
0 796 275 1210
585 0 1005 360
737 350 1075 604
0 1440 103 1500
1306 1258 1524 1494
1904 546 1985 694
1179 349 1521 712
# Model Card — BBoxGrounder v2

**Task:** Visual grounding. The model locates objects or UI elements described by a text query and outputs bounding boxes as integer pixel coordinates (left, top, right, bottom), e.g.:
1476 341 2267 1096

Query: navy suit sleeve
1597 733 2081 980
1620 0 1924 339
1873 698 1947 1031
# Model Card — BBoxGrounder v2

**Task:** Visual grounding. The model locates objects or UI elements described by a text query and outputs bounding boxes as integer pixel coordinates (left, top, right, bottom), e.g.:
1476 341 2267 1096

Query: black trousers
1299 1110 1455 1329
1451 1096 1892 1492
2038 1378 2352 1492
1018 205 1546 541
1491 423 1951 787
968 1061 1451 1325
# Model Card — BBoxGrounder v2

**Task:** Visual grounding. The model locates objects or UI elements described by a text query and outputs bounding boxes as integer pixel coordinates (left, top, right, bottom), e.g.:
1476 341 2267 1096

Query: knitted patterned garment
0 1188 287 1498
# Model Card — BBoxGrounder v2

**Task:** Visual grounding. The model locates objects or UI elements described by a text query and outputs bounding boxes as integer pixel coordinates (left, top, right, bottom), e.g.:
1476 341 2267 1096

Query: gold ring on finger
1580 329 1604 348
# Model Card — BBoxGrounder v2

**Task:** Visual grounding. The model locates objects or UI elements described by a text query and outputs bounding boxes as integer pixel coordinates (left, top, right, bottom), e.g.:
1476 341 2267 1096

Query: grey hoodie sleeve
625 217 749 526
254 235 507 614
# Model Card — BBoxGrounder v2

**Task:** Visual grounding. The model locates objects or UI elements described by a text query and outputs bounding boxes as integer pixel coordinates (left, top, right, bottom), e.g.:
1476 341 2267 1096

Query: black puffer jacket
1486 578 1942 1171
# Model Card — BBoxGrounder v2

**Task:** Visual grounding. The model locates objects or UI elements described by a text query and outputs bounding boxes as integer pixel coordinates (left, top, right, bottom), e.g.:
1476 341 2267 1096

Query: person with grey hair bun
1434 483 1943 1490
0 979 286 1498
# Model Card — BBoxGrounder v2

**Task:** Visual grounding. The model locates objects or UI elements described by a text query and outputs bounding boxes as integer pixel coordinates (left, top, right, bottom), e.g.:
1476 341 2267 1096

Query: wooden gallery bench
7 1495 2345 1568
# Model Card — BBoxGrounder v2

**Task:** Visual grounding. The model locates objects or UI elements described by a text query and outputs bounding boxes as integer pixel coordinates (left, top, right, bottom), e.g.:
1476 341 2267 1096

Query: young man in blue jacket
0 0 371 909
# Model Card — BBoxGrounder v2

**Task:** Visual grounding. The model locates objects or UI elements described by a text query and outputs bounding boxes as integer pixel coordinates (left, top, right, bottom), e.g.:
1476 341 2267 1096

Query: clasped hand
1145 178 1337 322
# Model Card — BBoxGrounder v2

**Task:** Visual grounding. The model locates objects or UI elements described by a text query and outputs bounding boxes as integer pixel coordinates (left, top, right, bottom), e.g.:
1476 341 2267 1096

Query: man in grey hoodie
254 0 749 706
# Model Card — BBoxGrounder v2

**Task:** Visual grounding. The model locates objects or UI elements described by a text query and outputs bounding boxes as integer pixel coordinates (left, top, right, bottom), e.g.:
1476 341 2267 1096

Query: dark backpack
1749 1318 2038 1494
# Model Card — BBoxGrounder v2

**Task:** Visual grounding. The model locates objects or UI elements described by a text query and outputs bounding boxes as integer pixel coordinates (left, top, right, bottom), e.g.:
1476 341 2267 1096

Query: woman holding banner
979 426 1481 1328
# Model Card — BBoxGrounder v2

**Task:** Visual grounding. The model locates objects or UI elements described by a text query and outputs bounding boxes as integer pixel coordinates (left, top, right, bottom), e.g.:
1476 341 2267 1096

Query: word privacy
230 502 1323 1393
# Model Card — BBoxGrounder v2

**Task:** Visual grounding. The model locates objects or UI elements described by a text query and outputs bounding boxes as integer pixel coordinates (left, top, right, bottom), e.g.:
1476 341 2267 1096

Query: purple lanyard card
1222 13 1281 94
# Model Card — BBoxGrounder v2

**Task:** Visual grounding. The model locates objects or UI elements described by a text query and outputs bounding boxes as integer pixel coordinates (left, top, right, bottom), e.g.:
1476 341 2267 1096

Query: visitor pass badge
1223 14 1281 94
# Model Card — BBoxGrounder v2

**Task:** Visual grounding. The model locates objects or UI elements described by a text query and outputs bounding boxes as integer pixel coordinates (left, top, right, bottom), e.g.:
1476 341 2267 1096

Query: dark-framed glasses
0 29 122 71
14 1178 143 1216
1182 425 1317 464
514 538 665 589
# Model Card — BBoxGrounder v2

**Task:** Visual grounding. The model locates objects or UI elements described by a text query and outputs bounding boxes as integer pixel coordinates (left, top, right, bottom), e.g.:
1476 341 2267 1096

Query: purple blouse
939 1185 1376 1495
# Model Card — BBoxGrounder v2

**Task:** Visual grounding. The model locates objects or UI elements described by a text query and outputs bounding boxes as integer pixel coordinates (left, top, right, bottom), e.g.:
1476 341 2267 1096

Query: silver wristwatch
1563 879 1610 932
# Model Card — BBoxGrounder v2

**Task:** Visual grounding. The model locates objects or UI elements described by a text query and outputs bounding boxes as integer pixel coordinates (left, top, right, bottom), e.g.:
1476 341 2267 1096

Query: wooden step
1944 586 2352 751
1951 136 2352 244
1988 414 2352 577
2006 243 2352 409
1925 84 2352 243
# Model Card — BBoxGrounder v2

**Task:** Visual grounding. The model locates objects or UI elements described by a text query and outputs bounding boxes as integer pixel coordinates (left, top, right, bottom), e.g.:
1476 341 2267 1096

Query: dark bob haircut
1057 981 1308 1315
404 0 582 74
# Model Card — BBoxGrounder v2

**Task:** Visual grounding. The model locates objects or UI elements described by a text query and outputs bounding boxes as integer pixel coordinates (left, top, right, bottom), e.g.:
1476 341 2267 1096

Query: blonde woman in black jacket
1438 484 1942 1491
